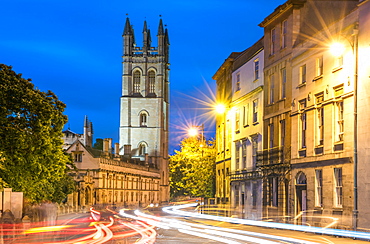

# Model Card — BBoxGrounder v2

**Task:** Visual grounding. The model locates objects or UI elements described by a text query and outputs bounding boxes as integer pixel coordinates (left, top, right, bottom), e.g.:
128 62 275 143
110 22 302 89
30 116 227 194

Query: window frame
281 19 287 49
315 169 323 207
299 64 307 84
334 168 343 208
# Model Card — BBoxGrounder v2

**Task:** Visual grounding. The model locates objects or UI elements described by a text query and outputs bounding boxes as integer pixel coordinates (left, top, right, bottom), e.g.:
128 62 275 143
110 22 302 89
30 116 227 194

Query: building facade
120 18 170 203
290 3 358 228
258 0 296 222
63 117 162 209
63 18 170 209
229 38 264 220
213 52 239 204
214 0 370 230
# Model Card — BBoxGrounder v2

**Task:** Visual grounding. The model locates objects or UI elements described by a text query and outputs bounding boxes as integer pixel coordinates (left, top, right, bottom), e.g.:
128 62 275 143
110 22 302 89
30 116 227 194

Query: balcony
256 146 291 177
230 169 262 181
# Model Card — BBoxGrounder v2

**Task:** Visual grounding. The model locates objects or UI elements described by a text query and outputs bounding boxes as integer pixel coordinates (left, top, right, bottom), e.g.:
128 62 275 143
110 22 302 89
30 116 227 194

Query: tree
0 64 75 203
93 138 103 150
169 136 216 199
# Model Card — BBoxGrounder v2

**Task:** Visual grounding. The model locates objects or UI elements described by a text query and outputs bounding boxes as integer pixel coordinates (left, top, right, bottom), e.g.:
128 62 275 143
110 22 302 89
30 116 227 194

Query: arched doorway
85 186 91 206
295 171 307 225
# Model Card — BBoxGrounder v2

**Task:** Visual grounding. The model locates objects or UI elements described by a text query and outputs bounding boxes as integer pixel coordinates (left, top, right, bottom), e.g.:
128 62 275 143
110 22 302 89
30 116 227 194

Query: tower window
140 112 148 127
139 143 146 156
148 71 155 94
133 70 141 94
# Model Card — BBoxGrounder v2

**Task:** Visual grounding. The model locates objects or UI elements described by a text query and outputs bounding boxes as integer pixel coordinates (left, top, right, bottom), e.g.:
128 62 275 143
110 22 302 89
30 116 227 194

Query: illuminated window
148 70 155 94
281 20 287 48
334 168 343 207
133 70 141 94
300 64 306 84
315 169 323 207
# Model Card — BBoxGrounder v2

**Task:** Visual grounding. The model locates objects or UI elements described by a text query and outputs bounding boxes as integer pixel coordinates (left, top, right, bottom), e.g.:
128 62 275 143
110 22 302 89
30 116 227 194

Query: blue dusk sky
1 0 285 153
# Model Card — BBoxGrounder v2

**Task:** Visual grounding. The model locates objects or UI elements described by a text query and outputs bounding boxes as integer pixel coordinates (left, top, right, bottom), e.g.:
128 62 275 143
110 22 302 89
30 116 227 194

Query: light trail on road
121 207 319 243
163 203 370 241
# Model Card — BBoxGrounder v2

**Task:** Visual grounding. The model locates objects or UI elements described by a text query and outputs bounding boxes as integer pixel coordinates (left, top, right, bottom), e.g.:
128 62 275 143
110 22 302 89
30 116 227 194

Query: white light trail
163 203 370 241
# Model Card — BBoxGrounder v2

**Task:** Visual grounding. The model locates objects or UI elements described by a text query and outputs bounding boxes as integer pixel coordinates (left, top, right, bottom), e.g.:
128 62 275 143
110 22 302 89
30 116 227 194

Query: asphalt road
3 210 370 243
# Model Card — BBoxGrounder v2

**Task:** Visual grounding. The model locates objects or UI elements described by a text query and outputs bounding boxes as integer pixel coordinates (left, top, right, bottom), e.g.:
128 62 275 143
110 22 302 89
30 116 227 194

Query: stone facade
228 38 264 220
120 18 170 203
214 0 370 230
65 138 161 209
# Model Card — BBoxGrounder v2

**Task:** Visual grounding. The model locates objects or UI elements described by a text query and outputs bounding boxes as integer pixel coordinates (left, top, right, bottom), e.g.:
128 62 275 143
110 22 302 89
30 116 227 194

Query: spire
165 28 170 45
84 115 88 127
143 20 151 51
158 18 164 36
123 17 132 35
147 29 152 47
143 20 148 33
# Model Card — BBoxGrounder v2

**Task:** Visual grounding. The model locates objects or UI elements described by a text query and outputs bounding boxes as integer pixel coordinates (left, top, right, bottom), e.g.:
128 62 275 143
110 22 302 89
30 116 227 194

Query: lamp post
216 104 227 204
330 24 358 230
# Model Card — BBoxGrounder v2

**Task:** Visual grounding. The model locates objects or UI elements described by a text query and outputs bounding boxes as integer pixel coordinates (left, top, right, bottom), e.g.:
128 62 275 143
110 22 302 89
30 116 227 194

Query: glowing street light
215 104 226 114
330 42 346 57
188 127 199 137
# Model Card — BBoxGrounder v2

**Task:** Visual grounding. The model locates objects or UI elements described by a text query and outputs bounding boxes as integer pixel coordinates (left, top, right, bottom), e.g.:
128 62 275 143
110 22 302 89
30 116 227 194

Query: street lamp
330 24 358 230
216 103 227 204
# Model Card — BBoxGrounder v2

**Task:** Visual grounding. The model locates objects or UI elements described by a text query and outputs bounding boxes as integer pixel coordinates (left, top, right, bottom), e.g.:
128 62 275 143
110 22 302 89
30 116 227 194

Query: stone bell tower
120 17 170 202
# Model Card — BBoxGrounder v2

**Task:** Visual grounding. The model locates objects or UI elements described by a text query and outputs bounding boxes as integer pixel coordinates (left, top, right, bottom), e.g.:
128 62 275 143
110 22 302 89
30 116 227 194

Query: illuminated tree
0 64 75 203
169 137 216 198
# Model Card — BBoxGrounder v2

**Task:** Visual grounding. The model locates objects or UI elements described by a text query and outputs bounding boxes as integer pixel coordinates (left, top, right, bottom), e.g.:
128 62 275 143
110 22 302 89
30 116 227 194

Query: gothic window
140 112 148 127
148 70 155 94
139 143 147 156
133 70 141 94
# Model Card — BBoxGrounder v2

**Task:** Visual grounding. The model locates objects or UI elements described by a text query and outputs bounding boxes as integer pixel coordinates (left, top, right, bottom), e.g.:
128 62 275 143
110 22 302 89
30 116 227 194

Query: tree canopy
169 136 216 199
0 64 75 203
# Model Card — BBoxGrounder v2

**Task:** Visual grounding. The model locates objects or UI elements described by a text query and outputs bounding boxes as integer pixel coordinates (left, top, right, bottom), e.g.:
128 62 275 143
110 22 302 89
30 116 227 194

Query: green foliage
169 137 216 198
93 138 103 150
0 64 75 203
